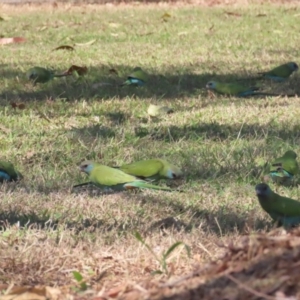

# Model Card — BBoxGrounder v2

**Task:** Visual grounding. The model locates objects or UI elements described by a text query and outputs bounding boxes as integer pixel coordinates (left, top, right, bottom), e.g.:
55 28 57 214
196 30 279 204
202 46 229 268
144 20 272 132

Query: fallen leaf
137 32 154 36
0 37 26 45
1 286 62 300
161 12 172 22
11 102 26 110
108 22 121 28
109 68 118 75
75 39 96 46
256 13 267 17
38 26 47 32
106 285 124 298
63 65 88 76
0 14 10 21
53 45 74 51
224 11 242 17
0 124 11 134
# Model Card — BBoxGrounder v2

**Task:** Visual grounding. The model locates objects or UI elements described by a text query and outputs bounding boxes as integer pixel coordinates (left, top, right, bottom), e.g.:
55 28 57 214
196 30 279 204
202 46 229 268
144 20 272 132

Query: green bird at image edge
267 150 299 185
0 160 23 182
255 183 300 228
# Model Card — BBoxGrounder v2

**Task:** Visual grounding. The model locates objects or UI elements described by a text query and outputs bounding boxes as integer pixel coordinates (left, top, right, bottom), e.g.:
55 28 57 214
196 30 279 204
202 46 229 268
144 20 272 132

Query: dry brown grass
1 2 300 299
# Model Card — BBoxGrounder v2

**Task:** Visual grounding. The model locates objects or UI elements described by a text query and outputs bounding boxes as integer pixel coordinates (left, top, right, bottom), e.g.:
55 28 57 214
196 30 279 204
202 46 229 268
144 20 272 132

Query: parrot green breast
265 64 293 77
89 164 139 189
129 68 148 81
26 67 54 83
119 159 165 180
269 151 299 185
216 83 251 95
258 192 300 219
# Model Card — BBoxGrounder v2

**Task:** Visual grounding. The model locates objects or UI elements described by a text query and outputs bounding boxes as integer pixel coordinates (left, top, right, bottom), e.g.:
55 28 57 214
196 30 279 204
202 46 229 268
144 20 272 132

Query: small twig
225 273 276 300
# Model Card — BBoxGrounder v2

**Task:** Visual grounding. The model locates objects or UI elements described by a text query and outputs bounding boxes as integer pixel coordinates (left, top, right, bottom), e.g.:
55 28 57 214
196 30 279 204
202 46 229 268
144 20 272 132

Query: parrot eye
82 164 88 169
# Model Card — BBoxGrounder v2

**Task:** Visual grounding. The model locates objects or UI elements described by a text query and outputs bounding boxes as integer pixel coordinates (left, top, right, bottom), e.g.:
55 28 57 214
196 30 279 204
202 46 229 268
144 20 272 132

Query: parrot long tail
124 181 173 191
73 182 92 188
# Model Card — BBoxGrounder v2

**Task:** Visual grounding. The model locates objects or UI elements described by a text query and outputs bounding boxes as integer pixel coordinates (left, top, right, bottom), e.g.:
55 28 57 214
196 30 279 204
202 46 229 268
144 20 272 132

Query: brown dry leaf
109 68 118 75
0 37 26 45
75 39 96 47
0 15 10 21
106 285 124 298
137 32 154 36
53 45 75 51
0 124 11 134
11 102 26 110
161 12 172 22
1 286 63 300
224 11 242 17
64 65 88 76
256 13 267 17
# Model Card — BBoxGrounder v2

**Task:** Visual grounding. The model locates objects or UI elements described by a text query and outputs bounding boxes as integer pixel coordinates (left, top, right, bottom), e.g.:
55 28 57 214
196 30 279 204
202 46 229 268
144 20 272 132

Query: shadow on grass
1 63 299 104
0 189 271 235
133 121 300 142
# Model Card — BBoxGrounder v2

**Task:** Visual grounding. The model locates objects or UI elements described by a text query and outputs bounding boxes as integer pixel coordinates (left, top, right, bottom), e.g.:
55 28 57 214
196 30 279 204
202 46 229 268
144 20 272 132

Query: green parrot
74 161 173 191
0 160 23 182
255 183 300 228
267 150 299 185
206 81 259 97
121 67 148 86
116 159 183 181
258 62 298 82
26 67 66 85
147 104 174 117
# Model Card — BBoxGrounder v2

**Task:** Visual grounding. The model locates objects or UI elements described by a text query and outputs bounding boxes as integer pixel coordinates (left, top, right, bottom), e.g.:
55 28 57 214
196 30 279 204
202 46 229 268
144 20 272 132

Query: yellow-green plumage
147 105 174 117
78 161 173 191
117 159 183 181
0 161 22 182
121 67 148 86
258 62 298 82
26 67 55 84
255 183 300 227
268 150 299 185
206 81 259 97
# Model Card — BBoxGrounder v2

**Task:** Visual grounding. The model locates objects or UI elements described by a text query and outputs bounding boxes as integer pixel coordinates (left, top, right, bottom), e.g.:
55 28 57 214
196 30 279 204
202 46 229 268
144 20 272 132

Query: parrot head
167 166 183 179
283 150 297 159
255 183 272 198
287 62 299 72
206 81 217 90
79 161 94 174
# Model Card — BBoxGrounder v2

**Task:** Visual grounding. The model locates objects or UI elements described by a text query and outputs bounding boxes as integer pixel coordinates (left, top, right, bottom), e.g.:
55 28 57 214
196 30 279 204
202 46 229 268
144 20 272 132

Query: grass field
1 2 300 299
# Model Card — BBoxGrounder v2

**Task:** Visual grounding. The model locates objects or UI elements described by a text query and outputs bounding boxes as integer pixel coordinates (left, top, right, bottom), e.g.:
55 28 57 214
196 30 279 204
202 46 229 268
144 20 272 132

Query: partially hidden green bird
206 81 259 97
0 160 23 183
147 104 174 117
26 66 66 85
255 183 300 228
115 159 183 181
258 61 298 82
267 150 299 185
121 67 148 87
74 161 173 191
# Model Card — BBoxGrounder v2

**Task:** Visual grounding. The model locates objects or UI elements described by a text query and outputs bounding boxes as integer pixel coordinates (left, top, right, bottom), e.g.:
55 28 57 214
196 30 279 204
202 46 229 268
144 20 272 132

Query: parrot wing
90 165 138 187
120 159 163 178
